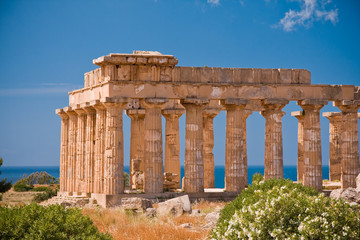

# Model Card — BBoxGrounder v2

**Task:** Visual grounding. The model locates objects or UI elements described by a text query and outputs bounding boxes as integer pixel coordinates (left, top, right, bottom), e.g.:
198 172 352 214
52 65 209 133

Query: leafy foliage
33 187 57 203
0 157 12 193
13 183 33 192
19 171 59 185
211 175 360 239
124 172 129 187
0 203 112 240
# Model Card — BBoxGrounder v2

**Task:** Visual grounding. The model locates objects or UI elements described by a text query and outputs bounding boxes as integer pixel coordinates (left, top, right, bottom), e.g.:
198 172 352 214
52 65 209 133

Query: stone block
157 195 191 217
121 197 152 212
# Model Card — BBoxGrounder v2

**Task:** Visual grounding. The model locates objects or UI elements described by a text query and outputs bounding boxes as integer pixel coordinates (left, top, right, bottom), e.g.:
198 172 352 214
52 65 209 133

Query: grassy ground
82 200 227 240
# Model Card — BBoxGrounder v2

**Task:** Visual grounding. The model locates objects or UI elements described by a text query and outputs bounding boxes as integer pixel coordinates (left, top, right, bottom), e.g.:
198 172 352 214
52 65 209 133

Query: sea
1 166 330 188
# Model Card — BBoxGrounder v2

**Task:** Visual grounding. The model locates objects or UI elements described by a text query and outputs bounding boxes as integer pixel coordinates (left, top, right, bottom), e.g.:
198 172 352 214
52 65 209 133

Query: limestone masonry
56 51 360 207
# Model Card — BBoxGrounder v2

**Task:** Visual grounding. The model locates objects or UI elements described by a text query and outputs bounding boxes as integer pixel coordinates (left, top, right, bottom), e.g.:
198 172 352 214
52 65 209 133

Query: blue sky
0 0 359 167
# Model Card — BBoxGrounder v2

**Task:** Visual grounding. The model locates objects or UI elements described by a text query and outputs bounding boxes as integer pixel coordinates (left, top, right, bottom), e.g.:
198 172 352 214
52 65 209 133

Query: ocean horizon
1 165 330 188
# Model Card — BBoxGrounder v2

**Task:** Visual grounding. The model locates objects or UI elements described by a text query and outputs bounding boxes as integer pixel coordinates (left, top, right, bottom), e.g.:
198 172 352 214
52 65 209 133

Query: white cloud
277 0 339 32
207 0 220 6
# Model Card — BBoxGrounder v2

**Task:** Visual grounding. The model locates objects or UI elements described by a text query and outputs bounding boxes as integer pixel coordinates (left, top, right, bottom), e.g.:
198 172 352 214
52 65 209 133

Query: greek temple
56 51 360 207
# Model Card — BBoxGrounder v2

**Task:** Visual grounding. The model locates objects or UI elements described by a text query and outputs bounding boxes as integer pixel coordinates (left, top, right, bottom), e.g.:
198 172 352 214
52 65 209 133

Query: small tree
0 157 12 193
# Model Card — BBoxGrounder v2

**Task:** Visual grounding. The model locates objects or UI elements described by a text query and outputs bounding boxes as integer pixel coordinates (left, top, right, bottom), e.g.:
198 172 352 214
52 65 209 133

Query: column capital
74 105 86 115
261 99 288 112
181 98 209 107
63 106 77 117
203 108 220 118
126 109 146 119
141 97 168 108
297 99 328 111
162 108 185 119
291 111 304 120
322 112 343 122
221 98 248 110
334 100 360 113
56 108 69 119
101 97 128 109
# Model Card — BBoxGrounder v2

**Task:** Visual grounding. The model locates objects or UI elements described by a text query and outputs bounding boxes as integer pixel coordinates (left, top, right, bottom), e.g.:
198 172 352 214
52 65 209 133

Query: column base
57 191 73 197
91 193 122 208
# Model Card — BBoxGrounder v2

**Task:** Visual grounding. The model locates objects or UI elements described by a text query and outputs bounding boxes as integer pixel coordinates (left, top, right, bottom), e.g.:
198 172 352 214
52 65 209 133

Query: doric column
181 98 208 193
223 99 248 192
56 109 69 193
322 112 342 182
65 107 77 193
335 100 360 188
93 103 106 194
83 105 96 194
142 98 168 193
162 108 184 189
202 109 219 189
261 99 288 180
291 111 305 182
298 100 327 191
243 110 252 176
74 108 86 194
126 109 145 189
102 100 127 195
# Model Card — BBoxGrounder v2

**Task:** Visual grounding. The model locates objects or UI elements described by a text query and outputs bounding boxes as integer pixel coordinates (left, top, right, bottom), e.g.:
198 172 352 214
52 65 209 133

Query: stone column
56 109 69 193
74 108 86 195
261 99 288 180
223 99 248 192
322 112 342 182
298 100 327 191
335 100 360 188
162 108 184 189
142 98 168 193
126 109 145 188
65 108 77 193
83 106 96 194
103 101 127 194
93 104 106 194
202 109 219 189
291 111 305 182
181 98 208 193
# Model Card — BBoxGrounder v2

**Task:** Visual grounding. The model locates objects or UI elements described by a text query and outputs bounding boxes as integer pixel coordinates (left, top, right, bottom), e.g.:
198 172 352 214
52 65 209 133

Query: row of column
58 98 360 195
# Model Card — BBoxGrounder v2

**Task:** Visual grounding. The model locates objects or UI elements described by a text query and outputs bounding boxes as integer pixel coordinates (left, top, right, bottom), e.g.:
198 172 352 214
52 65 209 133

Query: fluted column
202 109 219 188
223 99 248 192
162 108 184 189
335 100 360 188
74 108 86 194
56 109 69 193
142 98 168 193
65 108 77 193
103 101 127 194
83 106 96 194
323 112 342 182
291 111 305 182
181 98 208 193
126 109 145 189
298 100 327 191
261 99 288 180
93 104 106 194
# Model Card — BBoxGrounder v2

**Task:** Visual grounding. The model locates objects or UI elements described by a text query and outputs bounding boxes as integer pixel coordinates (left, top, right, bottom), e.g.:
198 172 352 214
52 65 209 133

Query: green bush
211 175 360 239
13 183 33 192
0 157 12 193
33 187 57 203
0 203 112 240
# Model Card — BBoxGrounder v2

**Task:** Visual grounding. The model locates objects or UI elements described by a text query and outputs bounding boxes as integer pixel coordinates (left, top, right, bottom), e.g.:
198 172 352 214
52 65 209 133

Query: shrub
0 157 12 193
211 175 360 239
33 187 57 203
0 203 112 240
18 171 58 185
13 183 33 192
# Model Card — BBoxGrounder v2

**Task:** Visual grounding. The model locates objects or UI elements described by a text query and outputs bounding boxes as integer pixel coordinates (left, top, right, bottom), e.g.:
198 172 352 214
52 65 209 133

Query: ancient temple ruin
56 51 360 207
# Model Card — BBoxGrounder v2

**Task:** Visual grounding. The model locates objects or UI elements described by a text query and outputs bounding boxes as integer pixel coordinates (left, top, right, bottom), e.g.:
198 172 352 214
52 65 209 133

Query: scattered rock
180 223 192 229
131 171 144 190
60 202 72 207
121 197 152 212
330 188 360 204
204 210 220 228
157 195 191 217
189 209 202 217
145 207 157 218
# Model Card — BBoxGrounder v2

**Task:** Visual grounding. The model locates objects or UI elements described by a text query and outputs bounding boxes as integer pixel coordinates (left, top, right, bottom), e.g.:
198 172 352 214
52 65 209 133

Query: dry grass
82 200 227 240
